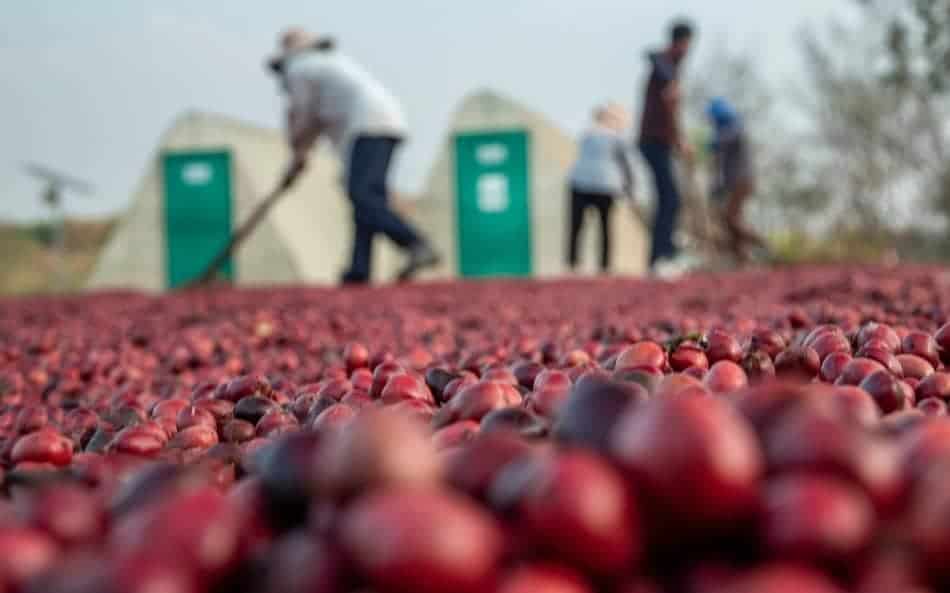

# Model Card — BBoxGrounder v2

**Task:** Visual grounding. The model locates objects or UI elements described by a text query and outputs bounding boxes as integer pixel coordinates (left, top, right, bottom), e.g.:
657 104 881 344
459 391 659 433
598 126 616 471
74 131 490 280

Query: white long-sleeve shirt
282 48 408 162
568 126 635 196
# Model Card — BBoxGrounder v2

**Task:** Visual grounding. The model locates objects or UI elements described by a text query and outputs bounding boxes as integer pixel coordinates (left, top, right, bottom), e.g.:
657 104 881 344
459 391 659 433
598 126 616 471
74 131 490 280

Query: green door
455 130 532 278
162 150 235 288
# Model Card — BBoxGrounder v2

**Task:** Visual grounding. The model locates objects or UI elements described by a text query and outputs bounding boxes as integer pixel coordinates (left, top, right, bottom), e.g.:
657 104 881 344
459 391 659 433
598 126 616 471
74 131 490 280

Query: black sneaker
397 243 441 282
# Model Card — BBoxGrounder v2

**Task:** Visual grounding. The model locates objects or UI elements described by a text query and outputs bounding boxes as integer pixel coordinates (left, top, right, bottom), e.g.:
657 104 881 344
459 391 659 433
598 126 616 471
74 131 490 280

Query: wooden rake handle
183 185 288 289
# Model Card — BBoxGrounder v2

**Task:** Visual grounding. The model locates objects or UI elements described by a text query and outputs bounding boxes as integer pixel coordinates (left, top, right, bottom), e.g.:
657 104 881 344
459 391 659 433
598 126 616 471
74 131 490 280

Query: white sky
0 1 852 221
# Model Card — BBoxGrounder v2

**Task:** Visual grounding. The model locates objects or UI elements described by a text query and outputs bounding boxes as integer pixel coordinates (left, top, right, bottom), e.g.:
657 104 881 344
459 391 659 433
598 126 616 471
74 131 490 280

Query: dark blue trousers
343 136 421 284
639 141 681 265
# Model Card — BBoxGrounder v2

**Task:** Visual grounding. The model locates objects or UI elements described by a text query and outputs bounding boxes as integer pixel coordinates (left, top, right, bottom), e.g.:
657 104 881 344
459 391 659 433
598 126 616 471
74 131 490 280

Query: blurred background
2 1 948 294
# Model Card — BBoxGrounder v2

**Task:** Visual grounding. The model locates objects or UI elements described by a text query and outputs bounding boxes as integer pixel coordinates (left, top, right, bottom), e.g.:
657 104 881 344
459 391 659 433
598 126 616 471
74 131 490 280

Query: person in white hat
565 102 636 273
270 27 440 284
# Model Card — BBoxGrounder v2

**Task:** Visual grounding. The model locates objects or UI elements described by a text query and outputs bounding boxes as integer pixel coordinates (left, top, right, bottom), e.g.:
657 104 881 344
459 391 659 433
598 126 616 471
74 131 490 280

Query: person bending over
706 97 769 262
269 27 440 285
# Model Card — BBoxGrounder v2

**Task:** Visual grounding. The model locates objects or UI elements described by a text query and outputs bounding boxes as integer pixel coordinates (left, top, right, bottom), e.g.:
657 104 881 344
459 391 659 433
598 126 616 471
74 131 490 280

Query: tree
685 44 833 236
857 0 950 223
862 0 950 94
797 23 921 232
681 11 950 261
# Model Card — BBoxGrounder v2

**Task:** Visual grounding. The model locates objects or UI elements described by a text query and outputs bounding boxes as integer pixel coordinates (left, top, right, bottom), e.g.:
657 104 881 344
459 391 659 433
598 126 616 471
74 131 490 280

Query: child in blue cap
706 97 768 261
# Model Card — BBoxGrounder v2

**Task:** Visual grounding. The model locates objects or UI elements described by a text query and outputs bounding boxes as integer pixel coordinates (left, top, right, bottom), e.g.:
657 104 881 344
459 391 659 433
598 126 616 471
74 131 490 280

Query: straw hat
268 27 319 70
595 102 631 132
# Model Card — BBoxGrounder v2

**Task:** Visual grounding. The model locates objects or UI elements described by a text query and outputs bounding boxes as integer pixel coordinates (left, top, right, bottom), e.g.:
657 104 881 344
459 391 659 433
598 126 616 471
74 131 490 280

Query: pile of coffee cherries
0 265 949 592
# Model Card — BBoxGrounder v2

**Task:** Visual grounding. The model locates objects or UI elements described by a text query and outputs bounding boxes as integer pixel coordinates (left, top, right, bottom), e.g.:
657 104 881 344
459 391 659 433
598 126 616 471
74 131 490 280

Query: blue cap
707 97 738 127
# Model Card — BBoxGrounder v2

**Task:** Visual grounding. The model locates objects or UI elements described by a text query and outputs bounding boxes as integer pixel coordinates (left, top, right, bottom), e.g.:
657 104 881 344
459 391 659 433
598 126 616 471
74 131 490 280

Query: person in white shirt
269 27 440 284
566 103 635 273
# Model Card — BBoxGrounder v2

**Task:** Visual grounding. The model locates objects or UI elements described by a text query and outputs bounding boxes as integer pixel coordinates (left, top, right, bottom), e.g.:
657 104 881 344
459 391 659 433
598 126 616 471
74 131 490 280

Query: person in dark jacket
638 19 695 277
706 97 768 261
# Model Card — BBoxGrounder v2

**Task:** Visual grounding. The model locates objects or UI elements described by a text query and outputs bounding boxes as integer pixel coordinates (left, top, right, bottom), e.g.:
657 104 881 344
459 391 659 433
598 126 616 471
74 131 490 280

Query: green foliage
864 0 950 93
890 227 950 262
769 228 898 265
855 0 950 226
0 219 115 295
930 165 950 220
29 223 57 247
